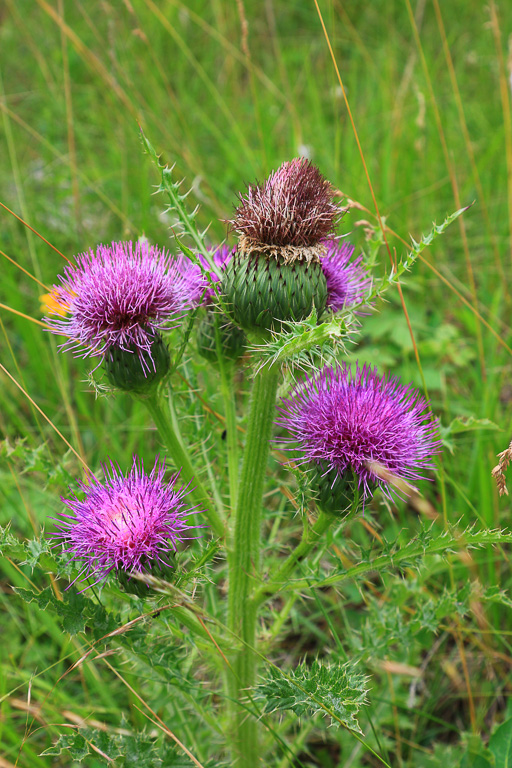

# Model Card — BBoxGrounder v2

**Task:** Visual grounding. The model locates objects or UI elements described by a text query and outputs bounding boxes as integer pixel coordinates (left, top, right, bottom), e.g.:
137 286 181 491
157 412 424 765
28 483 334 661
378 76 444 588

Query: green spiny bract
116 555 176 598
311 464 363 517
196 309 246 362
104 335 170 394
222 250 328 333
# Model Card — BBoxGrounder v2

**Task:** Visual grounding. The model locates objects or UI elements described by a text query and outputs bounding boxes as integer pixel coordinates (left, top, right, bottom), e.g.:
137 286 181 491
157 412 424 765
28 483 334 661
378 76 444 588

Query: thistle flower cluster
231 157 340 249
45 240 202 365
277 363 440 506
52 458 199 587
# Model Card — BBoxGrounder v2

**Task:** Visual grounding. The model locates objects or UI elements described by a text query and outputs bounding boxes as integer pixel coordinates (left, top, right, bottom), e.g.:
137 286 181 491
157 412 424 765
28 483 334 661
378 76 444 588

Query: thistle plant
4 142 502 768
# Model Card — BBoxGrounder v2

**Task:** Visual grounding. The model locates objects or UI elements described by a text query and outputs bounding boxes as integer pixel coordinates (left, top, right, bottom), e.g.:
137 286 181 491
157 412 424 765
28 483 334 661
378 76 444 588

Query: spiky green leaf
257 660 369 732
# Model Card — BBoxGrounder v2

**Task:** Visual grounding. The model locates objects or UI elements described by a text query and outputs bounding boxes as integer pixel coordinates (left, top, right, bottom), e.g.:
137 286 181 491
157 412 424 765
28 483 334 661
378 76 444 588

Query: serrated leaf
257 660 369 732
251 310 356 373
141 129 218 271
370 205 470 302
0 525 62 572
286 524 512 592
440 416 500 453
0 438 75 488
41 732 91 761
13 585 119 637
43 726 196 766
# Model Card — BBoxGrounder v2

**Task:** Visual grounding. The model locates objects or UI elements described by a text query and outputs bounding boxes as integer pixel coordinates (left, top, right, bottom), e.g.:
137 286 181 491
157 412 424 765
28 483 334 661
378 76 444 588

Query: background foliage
1 0 512 765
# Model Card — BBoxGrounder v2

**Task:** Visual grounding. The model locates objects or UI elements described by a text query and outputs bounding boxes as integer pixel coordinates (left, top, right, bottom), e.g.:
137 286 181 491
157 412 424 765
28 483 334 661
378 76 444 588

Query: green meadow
1 1 512 765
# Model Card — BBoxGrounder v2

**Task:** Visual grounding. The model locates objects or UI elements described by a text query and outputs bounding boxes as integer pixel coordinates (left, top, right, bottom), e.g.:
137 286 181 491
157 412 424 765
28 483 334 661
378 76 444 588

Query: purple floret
52 457 200 587
276 363 440 500
45 241 202 361
320 240 372 313
179 244 234 306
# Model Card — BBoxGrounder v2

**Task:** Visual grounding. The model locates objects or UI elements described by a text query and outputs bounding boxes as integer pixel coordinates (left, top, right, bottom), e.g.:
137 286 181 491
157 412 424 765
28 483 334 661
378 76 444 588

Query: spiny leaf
285 524 512 592
0 524 63 573
41 726 196 766
141 129 217 272
0 438 75 488
41 731 91 761
370 204 470 301
257 660 369 732
13 585 119 637
251 309 357 373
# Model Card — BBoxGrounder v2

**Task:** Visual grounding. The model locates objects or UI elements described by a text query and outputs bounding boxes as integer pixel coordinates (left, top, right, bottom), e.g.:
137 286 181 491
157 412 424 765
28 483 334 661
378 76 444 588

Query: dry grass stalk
491 438 512 496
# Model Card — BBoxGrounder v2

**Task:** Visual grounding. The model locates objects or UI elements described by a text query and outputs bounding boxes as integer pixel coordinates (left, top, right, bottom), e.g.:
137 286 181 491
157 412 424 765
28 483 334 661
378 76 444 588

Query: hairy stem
143 392 225 538
215 319 239 511
227 363 279 766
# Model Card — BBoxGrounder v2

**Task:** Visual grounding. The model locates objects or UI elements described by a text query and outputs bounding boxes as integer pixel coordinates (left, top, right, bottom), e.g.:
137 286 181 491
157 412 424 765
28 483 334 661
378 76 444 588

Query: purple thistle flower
276 363 440 501
231 158 341 248
52 457 201 587
320 240 372 313
180 244 235 306
45 241 202 362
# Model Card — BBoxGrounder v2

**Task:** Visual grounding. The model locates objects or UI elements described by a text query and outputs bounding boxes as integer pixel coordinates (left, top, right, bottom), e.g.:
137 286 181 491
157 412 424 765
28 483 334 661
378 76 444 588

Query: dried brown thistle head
491 438 512 496
231 158 341 249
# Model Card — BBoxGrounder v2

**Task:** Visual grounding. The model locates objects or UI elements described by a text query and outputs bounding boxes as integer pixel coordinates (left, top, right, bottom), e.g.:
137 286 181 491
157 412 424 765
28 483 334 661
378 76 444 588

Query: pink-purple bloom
276 363 440 501
45 241 202 363
321 240 371 313
52 457 200 587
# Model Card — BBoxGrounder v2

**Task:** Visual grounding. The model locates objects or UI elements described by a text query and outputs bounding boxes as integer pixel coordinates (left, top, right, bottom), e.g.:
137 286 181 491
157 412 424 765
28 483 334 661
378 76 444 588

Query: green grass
1 0 512 765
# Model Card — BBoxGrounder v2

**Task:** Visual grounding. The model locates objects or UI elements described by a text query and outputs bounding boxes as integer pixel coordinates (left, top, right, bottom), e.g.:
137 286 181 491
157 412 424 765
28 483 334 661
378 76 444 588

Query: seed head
45 241 202 365
231 158 341 248
276 363 440 501
321 240 372 313
52 457 200 587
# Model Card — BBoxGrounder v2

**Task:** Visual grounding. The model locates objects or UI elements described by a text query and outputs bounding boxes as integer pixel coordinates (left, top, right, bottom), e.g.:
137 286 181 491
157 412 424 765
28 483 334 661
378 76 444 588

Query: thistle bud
311 464 362 517
104 335 170 394
116 555 176 597
196 309 246 363
223 158 341 333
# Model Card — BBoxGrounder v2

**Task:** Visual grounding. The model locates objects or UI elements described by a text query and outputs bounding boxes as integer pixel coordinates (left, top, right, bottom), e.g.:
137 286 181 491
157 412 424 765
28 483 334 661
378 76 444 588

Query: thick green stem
143 393 225 539
253 510 333 608
227 363 280 766
215 320 239 511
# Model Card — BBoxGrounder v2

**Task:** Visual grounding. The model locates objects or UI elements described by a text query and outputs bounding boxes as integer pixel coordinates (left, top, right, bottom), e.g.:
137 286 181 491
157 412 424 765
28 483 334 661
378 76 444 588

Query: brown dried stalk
491 438 512 496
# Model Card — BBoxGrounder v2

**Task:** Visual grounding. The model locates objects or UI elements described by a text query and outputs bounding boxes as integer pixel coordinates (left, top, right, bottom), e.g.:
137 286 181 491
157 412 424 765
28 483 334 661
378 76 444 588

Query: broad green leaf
490 718 512 767
440 416 500 453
